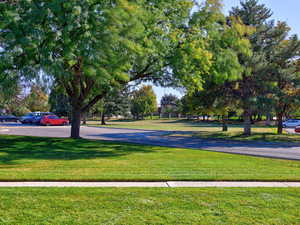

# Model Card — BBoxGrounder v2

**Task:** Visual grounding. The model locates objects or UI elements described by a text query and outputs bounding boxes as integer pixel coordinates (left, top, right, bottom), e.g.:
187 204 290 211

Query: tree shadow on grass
0 136 155 165
158 119 275 129
193 131 300 142
160 119 239 128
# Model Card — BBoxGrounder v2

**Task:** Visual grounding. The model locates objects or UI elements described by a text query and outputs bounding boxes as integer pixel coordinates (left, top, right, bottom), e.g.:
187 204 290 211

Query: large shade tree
268 36 300 134
160 94 180 118
48 85 72 117
25 85 50 112
1 0 250 138
98 86 131 125
131 85 157 120
0 79 28 116
0 73 19 112
229 0 286 135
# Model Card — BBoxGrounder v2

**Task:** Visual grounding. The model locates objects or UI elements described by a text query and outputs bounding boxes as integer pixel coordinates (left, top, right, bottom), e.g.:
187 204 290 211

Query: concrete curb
0 181 300 187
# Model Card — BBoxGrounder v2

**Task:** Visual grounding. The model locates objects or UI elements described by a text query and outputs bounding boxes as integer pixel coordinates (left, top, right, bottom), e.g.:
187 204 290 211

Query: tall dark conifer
229 0 277 135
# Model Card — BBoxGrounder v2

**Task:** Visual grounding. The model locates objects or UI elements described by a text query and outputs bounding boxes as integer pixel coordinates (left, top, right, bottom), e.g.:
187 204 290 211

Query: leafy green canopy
160 94 179 107
49 85 72 116
0 0 251 137
1 0 250 102
229 1 300 123
98 87 131 118
131 85 157 118
0 0 183 108
0 70 19 112
25 85 50 112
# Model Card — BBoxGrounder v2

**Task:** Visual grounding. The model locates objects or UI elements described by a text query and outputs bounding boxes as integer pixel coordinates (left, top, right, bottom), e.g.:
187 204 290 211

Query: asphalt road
1 123 300 161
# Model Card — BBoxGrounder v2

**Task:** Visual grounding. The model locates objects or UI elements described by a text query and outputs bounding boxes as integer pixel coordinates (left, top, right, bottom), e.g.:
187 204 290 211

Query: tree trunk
257 114 262 121
82 112 87 125
243 110 251 136
277 113 284 134
169 113 171 119
265 113 272 126
101 112 106 125
222 115 228 132
71 108 82 139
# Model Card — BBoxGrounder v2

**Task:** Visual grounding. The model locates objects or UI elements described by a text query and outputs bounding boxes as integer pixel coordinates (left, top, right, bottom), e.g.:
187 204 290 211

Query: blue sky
152 0 300 104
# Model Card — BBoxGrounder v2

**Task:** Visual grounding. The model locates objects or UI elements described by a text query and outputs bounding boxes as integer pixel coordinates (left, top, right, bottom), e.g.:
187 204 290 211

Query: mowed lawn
0 188 299 225
88 119 300 142
0 135 300 181
88 119 270 132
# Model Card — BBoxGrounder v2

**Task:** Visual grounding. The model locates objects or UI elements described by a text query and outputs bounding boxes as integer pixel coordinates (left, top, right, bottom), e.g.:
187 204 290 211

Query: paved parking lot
1 123 300 160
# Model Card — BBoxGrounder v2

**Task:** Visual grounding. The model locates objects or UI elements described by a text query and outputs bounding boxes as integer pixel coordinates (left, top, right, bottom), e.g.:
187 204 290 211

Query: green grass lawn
0 188 299 225
88 119 300 142
1 135 300 181
88 118 259 131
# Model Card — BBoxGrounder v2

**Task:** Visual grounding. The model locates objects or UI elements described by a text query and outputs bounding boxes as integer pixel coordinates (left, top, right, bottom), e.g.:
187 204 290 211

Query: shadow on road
0 122 39 127
87 130 300 150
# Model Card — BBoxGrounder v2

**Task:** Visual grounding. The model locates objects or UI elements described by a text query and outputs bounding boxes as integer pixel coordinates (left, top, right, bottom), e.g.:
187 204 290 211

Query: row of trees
50 85 156 123
181 0 300 135
0 81 174 124
1 0 300 137
1 0 250 138
0 84 49 115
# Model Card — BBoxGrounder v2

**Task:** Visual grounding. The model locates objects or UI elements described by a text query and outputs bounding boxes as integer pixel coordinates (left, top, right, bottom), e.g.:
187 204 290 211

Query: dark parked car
32 116 43 125
20 112 54 124
0 115 19 122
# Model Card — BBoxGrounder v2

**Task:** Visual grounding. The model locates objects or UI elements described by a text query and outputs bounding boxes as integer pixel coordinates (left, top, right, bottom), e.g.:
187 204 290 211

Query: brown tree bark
101 112 106 125
277 113 284 134
64 56 158 139
222 115 228 132
243 110 251 136
265 113 272 126
82 112 87 125
71 107 82 139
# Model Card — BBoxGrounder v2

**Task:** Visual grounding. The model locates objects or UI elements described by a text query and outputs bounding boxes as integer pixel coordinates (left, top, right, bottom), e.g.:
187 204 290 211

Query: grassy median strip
0 135 300 181
0 188 299 225
88 119 300 142
88 119 276 132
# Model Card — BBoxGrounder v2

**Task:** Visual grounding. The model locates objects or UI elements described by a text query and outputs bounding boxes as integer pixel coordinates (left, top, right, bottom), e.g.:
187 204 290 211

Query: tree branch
82 91 108 112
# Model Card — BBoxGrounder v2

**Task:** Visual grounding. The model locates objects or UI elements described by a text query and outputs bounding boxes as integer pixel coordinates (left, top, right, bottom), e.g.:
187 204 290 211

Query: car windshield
48 116 59 119
287 120 300 122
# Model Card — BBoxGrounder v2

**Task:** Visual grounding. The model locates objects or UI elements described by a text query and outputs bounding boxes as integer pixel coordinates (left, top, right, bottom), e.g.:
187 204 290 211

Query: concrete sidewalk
0 181 300 187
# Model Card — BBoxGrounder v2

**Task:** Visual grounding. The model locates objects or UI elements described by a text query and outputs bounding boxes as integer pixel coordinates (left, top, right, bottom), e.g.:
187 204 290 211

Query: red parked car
40 115 69 126
295 126 300 133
